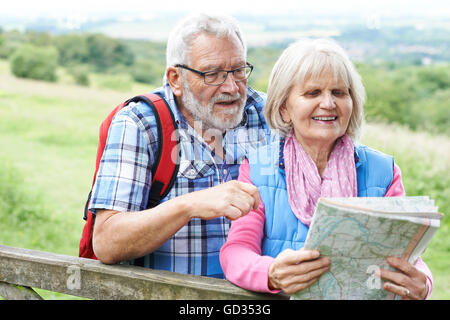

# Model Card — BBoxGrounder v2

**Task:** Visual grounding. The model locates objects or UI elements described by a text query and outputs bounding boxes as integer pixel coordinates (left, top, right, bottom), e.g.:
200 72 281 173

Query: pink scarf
283 132 357 226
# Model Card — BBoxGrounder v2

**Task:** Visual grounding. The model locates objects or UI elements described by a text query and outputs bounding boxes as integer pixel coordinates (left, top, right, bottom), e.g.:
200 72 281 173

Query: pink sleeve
415 257 434 299
220 158 279 293
384 163 406 197
384 163 433 298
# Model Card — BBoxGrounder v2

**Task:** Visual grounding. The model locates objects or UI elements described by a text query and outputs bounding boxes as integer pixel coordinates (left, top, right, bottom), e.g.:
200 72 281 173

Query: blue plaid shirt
89 79 270 278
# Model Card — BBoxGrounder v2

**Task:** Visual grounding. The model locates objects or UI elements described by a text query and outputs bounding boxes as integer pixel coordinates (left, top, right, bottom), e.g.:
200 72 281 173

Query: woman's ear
166 67 183 97
280 104 291 124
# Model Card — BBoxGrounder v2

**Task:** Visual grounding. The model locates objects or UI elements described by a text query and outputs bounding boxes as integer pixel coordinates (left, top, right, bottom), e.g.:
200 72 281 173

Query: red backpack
79 93 179 259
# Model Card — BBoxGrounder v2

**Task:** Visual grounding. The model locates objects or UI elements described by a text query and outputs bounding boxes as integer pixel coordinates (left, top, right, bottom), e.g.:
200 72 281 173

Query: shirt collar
162 76 188 128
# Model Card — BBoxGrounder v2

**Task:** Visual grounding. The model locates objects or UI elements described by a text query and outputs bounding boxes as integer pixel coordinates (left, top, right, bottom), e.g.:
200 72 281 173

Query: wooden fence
0 245 287 300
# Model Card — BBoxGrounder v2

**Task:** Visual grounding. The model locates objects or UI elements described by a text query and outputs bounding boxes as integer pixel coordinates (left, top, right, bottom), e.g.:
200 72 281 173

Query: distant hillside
1 12 449 63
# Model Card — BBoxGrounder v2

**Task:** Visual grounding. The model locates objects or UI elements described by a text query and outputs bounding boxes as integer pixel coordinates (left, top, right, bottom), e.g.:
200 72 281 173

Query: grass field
0 61 448 299
361 123 450 299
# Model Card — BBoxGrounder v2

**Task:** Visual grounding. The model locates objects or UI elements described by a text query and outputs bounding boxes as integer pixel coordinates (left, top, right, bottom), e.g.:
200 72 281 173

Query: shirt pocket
178 160 216 179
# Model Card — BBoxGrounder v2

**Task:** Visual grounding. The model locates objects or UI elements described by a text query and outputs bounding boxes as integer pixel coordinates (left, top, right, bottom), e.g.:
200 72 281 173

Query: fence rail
0 245 286 300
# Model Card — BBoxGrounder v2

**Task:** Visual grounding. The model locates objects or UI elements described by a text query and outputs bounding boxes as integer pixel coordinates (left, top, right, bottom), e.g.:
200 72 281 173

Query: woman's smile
280 71 353 151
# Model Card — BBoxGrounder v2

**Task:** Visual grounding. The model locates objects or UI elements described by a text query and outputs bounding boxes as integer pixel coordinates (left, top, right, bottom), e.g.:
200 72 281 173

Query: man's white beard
181 80 246 132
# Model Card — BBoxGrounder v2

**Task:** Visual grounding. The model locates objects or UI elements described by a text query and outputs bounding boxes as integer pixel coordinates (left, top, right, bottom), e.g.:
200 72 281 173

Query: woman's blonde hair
264 38 366 141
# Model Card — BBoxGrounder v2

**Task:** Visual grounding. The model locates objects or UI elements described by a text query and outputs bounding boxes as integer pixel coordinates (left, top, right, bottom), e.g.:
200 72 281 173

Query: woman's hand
379 256 429 300
268 248 330 295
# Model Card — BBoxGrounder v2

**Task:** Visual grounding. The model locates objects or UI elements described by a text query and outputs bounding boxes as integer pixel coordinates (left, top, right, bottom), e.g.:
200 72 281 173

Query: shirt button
188 169 196 175
223 169 228 175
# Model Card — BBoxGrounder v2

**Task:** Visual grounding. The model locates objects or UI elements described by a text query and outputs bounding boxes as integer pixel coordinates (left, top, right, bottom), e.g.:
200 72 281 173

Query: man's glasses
175 62 253 86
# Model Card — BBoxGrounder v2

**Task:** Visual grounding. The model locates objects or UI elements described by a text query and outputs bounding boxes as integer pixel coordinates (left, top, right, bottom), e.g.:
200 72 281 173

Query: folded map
291 196 443 300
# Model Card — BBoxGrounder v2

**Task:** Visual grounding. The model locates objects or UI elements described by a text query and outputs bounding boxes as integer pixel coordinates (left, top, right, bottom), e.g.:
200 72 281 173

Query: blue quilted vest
247 140 394 258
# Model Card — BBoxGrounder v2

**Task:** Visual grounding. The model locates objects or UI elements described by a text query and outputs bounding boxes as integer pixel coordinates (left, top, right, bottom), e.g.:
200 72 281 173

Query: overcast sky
2 0 449 18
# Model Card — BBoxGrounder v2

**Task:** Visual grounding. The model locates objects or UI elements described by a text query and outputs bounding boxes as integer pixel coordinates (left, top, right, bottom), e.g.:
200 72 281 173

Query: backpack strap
128 93 180 208
79 93 179 259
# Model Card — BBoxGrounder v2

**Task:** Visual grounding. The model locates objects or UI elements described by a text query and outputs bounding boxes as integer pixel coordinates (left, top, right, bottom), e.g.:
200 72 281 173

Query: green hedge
10 44 59 82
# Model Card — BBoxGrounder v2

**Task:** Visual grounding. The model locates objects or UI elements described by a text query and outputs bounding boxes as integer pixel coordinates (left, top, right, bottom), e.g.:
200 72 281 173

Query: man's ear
166 67 183 97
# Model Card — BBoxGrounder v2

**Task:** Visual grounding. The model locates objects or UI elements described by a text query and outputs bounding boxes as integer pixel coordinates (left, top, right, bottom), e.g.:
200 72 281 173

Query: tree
10 44 59 82
86 34 134 71
130 59 165 85
54 34 89 66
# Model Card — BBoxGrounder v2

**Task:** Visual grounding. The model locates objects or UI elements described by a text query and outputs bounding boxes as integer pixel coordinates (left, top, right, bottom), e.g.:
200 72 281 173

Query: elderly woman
219 38 433 299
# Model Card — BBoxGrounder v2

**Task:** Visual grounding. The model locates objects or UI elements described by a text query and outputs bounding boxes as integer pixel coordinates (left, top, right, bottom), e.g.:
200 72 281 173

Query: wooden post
0 282 42 300
0 245 287 300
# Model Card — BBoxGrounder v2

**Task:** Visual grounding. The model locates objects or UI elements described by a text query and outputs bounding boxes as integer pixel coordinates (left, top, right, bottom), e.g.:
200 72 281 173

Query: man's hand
183 180 260 221
93 180 259 264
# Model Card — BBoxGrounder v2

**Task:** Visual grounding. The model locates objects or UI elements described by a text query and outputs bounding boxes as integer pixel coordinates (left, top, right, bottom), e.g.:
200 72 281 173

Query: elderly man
89 13 270 278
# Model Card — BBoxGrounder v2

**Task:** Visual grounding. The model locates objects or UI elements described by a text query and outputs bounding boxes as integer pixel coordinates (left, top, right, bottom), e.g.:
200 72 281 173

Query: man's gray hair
166 13 247 67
